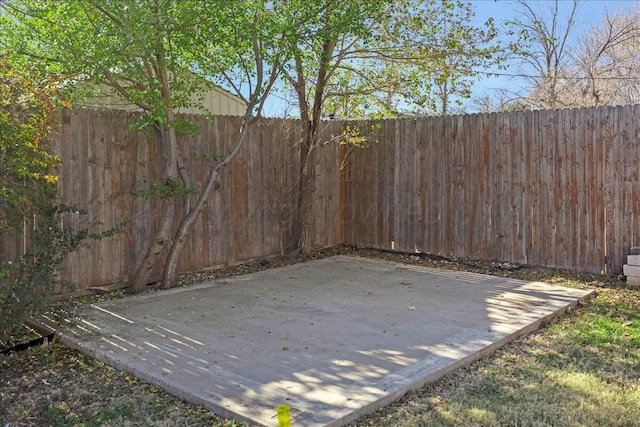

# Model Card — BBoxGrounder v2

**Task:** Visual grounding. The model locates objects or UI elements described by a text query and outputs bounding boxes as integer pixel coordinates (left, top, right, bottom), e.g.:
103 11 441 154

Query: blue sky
465 0 640 111
262 0 640 116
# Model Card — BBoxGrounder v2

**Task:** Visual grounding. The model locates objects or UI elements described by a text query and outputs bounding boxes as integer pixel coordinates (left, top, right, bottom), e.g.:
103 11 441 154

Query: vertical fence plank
631 106 640 254
421 116 434 252
514 111 527 263
610 106 627 273
602 106 615 273
479 113 492 259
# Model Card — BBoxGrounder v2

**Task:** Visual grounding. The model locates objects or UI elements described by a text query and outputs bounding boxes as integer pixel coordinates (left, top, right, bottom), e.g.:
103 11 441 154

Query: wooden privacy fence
2 105 639 289
342 105 640 275
1 108 343 288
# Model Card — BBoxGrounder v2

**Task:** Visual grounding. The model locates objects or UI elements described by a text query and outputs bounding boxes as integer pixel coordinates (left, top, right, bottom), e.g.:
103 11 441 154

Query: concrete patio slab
38 256 594 426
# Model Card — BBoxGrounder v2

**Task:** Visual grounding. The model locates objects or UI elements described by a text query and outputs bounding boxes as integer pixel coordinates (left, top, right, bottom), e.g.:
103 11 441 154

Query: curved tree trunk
160 172 217 289
160 117 253 289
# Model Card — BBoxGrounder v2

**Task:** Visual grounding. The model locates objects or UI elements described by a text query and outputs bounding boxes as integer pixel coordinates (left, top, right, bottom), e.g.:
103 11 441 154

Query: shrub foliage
0 58 117 340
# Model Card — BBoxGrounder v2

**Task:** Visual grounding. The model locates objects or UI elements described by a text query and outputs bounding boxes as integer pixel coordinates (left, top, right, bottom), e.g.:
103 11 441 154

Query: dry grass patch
1 343 248 426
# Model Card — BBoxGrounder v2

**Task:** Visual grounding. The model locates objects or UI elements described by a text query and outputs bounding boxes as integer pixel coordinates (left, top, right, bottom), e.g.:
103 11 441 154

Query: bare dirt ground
2 245 638 426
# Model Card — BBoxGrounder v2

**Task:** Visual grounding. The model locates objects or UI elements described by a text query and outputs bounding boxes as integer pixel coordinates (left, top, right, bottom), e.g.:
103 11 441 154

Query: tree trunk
128 194 177 293
296 138 316 255
159 167 225 290
160 184 207 290
291 39 336 256
128 124 179 293
160 117 254 289
128 50 180 294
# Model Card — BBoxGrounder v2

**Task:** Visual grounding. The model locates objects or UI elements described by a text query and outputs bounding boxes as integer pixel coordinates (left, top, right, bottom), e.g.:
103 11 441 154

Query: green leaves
320 0 507 117
131 178 198 200
0 58 124 339
2 0 234 119
0 57 59 231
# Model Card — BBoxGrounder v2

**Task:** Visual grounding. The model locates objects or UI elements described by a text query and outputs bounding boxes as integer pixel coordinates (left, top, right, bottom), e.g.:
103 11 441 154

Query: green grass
352 284 640 427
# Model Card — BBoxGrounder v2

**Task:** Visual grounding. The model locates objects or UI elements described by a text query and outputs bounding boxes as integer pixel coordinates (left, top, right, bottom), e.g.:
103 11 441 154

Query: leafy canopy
328 0 505 117
1 0 271 120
